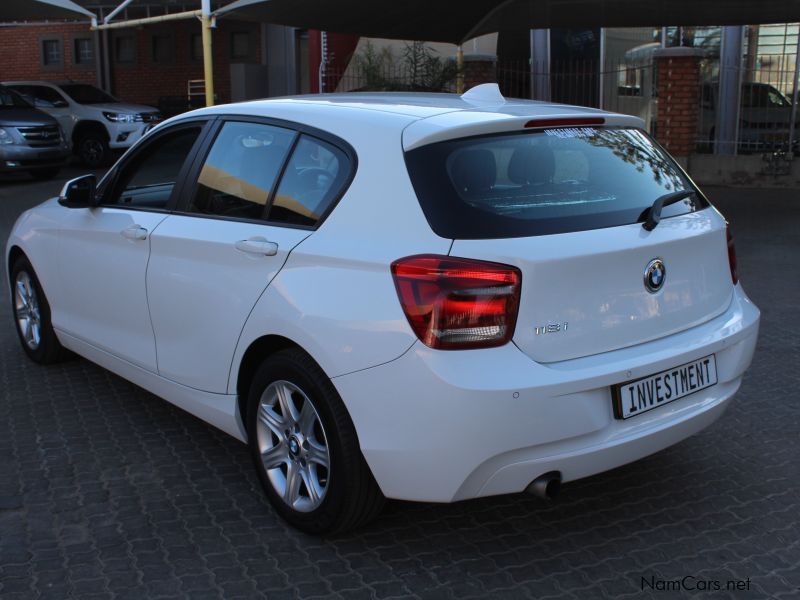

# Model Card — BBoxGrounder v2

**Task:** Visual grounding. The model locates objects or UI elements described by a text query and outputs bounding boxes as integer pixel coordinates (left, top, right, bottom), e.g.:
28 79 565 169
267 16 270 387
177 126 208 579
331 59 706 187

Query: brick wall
0 23 98 84
654 48 704 157
0 19 261 109
110 20 261 108
462 55 498 91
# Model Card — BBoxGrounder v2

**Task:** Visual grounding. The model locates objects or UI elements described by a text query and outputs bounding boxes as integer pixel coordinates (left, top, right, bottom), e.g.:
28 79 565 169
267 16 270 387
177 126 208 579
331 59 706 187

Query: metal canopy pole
456 45 465 93
715 26 744 155
201 0 215 106
93 1 215 107
788 33 800 155
529 29 550 101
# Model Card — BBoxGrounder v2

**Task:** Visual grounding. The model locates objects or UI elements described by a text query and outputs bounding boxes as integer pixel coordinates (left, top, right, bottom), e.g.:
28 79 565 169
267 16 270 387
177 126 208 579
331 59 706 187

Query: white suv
3 81 161 167
6 85 759 533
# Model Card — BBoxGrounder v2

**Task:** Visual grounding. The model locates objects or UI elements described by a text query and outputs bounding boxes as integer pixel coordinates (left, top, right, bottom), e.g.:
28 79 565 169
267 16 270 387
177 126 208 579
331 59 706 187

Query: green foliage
351 41 458 92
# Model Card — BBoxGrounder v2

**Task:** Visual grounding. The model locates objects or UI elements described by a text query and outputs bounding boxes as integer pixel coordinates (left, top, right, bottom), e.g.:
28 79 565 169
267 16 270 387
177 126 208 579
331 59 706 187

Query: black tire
29 168 61 180
246 348 384 534
10 256 71 364
77 132 110 168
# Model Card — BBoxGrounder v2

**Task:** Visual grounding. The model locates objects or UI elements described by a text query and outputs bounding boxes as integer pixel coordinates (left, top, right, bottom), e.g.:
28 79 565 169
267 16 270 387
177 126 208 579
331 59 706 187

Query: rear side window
405 127 708 239
268 135 348 227
191 121 296 220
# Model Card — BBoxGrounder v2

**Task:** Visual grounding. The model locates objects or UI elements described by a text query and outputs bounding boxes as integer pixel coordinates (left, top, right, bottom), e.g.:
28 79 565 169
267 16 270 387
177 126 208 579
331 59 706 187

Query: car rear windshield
404 127 708 239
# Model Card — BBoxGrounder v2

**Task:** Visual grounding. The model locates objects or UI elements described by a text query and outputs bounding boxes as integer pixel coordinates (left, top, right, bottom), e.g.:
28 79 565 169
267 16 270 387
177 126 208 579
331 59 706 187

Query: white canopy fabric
0 0 95 21
215 0 800 45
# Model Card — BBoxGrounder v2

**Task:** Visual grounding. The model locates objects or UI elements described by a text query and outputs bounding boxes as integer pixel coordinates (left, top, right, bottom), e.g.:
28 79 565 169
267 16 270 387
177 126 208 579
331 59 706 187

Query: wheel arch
71 120 109 146
235 334 306 424
7 245 27 286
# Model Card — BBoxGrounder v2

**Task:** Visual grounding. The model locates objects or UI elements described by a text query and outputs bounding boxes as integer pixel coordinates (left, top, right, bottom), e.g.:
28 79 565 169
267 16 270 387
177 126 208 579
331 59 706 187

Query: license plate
612 355 717 419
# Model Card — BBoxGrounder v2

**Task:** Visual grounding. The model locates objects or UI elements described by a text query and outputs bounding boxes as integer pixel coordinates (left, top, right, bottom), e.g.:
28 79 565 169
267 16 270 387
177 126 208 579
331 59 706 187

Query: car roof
180 86 645 150
196 90 614 119
3 81 59 86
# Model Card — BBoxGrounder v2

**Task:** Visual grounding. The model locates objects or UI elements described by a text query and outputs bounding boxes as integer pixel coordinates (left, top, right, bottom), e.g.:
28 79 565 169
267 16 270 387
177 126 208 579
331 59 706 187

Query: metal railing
325 54 797 156
695 54 799 155
326 58 657 133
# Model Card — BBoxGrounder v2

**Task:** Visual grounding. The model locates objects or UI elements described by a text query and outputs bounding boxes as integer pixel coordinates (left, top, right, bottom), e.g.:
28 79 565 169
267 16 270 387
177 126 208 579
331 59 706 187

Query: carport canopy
215 0 800 44
0 0 95 21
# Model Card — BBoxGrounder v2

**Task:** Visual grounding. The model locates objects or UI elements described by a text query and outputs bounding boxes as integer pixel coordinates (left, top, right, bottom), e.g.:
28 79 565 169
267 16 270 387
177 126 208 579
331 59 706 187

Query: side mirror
58 175 97 208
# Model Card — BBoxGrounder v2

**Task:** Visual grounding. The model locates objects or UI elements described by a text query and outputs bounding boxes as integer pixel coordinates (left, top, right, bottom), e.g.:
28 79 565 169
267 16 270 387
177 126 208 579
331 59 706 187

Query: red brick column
462 55 497 90
654 48 705 158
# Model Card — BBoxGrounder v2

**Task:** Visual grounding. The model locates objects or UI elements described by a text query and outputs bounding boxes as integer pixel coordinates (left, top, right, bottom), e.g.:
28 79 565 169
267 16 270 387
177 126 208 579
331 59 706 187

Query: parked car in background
2 81 161 167
6 85 759 534
0 84 70 180
698 82 799 154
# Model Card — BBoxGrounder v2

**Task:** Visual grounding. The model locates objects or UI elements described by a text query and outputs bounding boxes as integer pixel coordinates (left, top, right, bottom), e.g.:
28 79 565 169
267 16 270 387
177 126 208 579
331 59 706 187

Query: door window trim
98 117 215 213
173 114 358 230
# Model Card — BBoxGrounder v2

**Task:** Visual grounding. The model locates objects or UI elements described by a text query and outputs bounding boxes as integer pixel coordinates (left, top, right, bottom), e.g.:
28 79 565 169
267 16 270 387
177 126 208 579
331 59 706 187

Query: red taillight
524 117 605 128
390 255 521 350
727 225 739 285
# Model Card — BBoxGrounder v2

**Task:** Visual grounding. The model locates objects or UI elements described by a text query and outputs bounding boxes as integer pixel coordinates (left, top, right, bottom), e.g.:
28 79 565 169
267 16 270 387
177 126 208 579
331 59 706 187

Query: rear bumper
333 285 760 503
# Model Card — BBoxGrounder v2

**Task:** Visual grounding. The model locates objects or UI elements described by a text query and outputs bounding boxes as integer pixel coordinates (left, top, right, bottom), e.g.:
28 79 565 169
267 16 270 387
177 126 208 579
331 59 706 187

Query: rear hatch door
452 213 732 363
405 124 734 363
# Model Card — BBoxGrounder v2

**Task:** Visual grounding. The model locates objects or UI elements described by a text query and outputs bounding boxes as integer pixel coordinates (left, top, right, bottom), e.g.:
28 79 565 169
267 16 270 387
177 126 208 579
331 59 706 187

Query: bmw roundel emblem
644 258 666 293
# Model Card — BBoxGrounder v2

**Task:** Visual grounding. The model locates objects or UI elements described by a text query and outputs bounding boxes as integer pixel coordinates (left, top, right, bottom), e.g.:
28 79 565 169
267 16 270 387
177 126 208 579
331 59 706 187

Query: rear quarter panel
227 108 452 391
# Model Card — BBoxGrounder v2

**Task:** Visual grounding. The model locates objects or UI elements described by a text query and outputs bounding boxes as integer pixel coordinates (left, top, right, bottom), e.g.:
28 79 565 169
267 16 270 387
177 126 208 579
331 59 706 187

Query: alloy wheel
14 271 41 350
255 380 331 512
81 138 104 165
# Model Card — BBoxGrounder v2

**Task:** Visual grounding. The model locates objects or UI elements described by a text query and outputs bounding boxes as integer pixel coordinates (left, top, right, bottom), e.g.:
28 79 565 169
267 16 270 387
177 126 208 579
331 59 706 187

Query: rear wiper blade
640 189 696 231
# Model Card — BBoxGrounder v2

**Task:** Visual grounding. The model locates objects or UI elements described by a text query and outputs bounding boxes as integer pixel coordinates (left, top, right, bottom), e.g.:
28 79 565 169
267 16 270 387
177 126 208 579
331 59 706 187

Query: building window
151 32 174 64
190 33 203 61
41 39 62 67
74 38 94 65
115 35 136 64
230 31 250 60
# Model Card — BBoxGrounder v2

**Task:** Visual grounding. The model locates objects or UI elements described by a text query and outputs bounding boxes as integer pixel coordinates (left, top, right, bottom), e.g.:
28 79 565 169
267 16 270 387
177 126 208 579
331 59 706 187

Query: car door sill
55 328 247 442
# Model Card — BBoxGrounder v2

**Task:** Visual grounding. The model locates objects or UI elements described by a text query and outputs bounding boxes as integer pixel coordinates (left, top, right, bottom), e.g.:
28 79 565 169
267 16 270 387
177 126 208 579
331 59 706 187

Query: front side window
269 136 348 227
60 84 116 105
191 122 295 220
0 86 33 108
109 127 202 209
16 86 69 108
406 127 707 239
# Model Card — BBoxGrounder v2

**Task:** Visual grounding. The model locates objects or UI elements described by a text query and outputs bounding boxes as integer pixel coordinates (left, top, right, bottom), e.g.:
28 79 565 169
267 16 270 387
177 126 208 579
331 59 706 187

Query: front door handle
235 237 279 256
121 225 148 241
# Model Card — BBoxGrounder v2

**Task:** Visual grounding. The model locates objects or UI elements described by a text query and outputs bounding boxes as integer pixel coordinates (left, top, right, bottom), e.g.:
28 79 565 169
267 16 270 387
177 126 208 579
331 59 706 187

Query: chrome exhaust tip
525 471 562 499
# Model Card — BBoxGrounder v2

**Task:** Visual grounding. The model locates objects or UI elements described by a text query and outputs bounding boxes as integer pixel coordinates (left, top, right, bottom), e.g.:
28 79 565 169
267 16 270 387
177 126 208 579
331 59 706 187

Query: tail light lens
726 224 738 285
390 255 521 350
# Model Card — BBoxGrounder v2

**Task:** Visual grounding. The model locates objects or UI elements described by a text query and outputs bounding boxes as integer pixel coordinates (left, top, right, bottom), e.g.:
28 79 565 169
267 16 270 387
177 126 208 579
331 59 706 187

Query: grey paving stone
0 180 797 599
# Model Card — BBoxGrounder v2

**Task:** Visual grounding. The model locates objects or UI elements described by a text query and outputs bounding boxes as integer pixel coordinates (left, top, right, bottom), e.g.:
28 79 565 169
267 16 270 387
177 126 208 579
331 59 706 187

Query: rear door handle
235 237 279 256
120 225 148 241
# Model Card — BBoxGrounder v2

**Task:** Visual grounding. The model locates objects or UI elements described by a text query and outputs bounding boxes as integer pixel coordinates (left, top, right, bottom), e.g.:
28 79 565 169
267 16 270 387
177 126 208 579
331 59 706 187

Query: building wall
0 23 98 85
109 19 261 107
0 19 262 109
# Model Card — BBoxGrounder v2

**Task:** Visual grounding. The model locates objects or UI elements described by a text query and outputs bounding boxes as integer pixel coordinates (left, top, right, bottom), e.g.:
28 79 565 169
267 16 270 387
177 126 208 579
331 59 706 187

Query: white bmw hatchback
6 85 760 533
